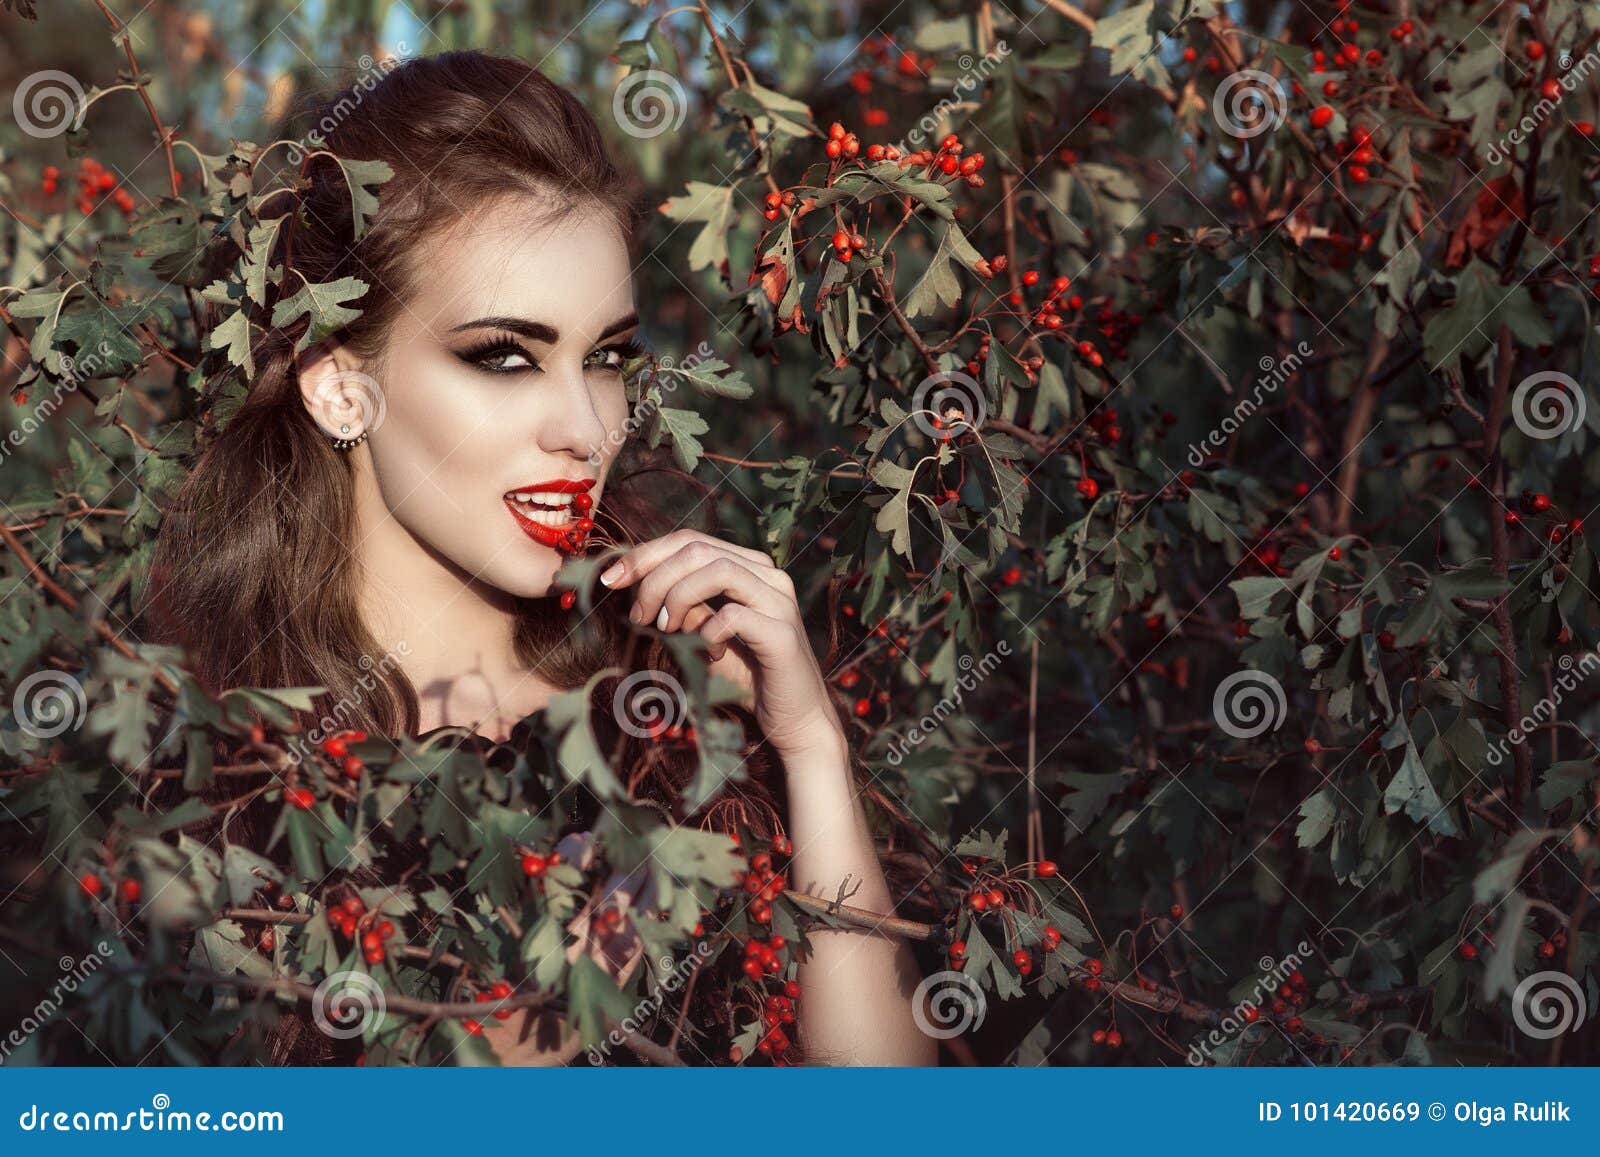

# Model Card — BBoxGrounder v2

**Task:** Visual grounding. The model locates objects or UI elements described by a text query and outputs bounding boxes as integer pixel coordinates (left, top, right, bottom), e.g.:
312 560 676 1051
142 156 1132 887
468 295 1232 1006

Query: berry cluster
40 157 136 217
327 893 397 966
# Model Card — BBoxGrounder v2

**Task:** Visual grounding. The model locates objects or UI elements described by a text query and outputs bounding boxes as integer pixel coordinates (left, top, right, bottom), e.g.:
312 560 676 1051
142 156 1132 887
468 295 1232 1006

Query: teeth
506 492 576 528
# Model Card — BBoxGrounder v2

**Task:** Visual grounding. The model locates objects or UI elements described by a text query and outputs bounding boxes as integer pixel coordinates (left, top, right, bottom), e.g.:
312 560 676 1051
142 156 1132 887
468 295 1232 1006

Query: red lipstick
503 478 596 554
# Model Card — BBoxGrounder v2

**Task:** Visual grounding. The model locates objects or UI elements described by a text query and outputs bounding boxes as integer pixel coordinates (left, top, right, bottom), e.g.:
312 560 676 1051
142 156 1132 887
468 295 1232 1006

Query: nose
533 363 613 465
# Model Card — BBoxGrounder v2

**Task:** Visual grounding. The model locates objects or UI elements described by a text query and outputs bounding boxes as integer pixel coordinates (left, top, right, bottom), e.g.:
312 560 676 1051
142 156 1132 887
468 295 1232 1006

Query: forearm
781 728 936 1066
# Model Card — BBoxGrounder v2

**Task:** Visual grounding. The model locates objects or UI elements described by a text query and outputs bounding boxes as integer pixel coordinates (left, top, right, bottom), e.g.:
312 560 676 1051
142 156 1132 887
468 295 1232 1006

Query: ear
297 341 385 443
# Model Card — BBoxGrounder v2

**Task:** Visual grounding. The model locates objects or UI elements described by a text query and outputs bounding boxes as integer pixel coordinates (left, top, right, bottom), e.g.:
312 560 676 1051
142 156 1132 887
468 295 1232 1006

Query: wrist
769 715 849 767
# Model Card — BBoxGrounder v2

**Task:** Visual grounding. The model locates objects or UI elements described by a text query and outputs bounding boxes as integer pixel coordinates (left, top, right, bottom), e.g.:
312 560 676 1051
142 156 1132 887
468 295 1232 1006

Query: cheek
367 363 505 516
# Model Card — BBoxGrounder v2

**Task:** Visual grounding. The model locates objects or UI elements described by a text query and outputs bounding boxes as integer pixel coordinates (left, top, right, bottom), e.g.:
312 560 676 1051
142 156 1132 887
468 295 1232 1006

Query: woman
147 51 933 1065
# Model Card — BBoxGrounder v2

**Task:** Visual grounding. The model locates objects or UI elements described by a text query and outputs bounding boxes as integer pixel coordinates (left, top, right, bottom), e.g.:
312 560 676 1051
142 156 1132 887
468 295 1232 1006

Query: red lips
504 479 597 554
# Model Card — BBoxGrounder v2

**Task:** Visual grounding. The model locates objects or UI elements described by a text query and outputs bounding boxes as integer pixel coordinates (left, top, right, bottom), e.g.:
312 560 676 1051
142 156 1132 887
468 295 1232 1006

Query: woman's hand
599 529 840 757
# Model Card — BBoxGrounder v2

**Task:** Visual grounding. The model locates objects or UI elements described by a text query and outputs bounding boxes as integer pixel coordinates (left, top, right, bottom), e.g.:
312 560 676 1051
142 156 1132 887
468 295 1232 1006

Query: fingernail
599 562 624 587
628 604 644 624
655 607 670 631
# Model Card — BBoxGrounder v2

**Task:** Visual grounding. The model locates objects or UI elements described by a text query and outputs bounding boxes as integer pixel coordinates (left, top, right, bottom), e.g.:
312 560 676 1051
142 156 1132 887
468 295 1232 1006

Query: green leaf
660 181 735 275
1381 718 1460 837
270 276 370 353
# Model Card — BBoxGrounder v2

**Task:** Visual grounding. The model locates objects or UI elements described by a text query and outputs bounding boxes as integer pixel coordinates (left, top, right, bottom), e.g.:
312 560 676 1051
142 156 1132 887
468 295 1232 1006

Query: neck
352 474 557 739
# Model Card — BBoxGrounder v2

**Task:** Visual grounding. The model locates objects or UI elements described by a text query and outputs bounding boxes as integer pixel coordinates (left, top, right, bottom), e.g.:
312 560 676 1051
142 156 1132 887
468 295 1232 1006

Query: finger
654 557 792 632
697 602 807 664
629 545 787 628
678 604 728 660
599 529 780 590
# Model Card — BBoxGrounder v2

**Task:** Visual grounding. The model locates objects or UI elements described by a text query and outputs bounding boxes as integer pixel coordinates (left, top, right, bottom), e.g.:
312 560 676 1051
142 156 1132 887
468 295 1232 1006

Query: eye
456 340 539 375
585 338 643 374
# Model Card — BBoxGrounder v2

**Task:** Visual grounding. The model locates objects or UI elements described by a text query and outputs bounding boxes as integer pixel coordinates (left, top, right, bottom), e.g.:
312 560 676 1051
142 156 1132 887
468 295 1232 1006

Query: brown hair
145 51 783 824
141 52 841 1064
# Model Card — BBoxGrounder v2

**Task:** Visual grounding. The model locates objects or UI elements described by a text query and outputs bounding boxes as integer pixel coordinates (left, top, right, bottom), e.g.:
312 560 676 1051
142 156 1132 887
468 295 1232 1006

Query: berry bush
2 0 1599 1064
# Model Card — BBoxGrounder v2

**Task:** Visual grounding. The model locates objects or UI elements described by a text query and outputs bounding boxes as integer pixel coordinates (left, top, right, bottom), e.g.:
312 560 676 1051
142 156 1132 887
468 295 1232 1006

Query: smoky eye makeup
452 333 539 374
587 335 646 372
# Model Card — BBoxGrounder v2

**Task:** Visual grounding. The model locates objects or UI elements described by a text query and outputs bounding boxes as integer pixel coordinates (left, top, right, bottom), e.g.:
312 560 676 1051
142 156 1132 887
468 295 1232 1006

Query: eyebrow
448 311 640 345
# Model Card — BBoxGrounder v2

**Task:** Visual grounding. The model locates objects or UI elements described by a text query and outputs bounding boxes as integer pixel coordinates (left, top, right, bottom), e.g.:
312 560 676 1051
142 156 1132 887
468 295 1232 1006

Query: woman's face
316 197 638 601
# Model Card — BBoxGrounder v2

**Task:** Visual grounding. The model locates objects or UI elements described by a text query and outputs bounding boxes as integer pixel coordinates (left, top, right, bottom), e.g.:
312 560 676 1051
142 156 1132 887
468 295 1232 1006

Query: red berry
1091 1029 1106 1044
1168 903 1183 919
1104 1030 1122 1048
1378 630 1396 652
1241 1005 1261 1023
1541 78 1563 102
521 853 547 877
79 872 103 899
1076 477 1099 500
1310 106 1334 129
1285 1017 1304 1032
1085 958 1103 976
1304 738 1321 755
1036 860 1058 878
1459 942 1478 961
118 878 142 903
1327 545 1342 561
